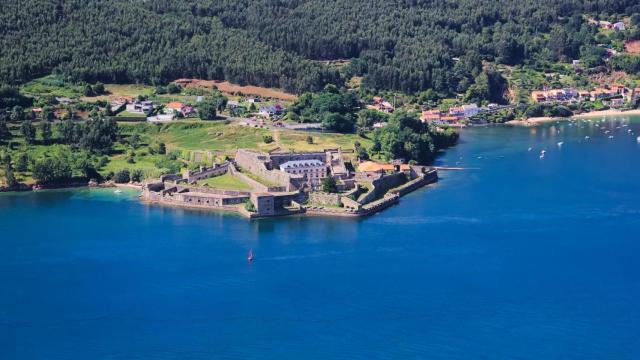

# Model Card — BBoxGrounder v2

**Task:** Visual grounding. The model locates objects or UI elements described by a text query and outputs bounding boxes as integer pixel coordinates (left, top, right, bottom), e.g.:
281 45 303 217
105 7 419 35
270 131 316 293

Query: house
110 96 132 112
55 97 75 105
599 20 613 29
531 91 547 103
448 106 465 117
165 101 184 114
181 105 195 117
441 116 462 124
379 101 394 113
578 91 591 101
590 88 617 101
258 104 283 118
461 104 479 118
609 98 625 108
372 122 388 129
31 108 42 115
420 109 442 123
572 59 581 67
126 100 153 114
54 109 70 119
611 84 628 95
613 22 625 31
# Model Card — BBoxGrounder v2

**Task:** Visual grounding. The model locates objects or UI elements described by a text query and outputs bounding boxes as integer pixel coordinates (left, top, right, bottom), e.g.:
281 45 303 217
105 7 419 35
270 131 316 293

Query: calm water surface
2 117 640 359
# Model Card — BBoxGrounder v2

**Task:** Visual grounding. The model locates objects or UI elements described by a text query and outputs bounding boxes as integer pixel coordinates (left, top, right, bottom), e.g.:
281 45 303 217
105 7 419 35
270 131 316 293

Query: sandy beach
571 109 640 119
505 117 559 127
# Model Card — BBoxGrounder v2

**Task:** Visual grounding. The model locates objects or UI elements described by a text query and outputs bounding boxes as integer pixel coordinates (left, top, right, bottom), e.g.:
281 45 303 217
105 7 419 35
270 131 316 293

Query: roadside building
147 114 176 123
613 22 625 31
126 100 153 114
461 104 479 118
165 101 184 114
531 91 547 103
420 109 442 123
448 106 465 117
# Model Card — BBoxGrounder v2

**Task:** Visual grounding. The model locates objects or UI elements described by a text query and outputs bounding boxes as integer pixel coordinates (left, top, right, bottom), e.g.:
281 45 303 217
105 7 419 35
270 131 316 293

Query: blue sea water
2 117 640 359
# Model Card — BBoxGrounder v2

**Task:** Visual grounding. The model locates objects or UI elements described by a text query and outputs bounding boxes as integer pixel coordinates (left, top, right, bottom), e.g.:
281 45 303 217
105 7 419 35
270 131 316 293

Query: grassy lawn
277 130 371 153
239 170 281 188
115 111 147 118
20 75 82 98
105 84 155 97
196 173 252 191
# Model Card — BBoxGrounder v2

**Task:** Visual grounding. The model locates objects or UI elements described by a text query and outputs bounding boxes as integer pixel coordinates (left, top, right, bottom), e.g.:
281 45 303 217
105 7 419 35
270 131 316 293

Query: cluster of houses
531 85 639 108
588 18 626 31
419 104 481 126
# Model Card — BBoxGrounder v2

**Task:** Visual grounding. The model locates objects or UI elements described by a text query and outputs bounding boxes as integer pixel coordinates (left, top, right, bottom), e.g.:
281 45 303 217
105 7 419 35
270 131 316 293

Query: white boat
557 142 564 147
114 189 123 194
637 136 640 143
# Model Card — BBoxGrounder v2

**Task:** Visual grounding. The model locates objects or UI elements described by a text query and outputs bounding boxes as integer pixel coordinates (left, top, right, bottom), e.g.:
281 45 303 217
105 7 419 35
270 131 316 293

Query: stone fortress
141 148 438 218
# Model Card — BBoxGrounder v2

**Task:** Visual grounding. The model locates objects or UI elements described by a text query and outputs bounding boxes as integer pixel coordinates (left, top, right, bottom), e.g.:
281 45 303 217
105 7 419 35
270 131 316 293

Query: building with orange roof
531 91 547 103
420 109 442 123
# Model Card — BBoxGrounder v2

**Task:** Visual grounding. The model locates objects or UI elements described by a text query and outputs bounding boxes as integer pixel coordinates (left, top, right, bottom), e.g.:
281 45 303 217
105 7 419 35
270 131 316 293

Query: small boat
637 136 640 144
247 249 254 263
608 135 614 139
527 147 532 151
539 154 545 159
584 136 590 140
557 141 564 147
114 189 123 194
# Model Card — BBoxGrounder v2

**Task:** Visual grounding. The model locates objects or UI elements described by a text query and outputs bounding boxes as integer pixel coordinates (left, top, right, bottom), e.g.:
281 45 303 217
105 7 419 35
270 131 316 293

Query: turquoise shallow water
2 117 640 359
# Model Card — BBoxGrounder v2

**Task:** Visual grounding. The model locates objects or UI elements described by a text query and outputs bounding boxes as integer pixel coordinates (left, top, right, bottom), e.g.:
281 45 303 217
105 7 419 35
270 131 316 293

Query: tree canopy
1 0 637 95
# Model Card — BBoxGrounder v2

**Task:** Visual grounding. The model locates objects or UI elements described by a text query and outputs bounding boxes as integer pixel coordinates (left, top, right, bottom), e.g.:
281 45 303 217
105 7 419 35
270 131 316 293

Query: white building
147 114 175 123
126 101 153 114
279 160 327 189
461 104 479 118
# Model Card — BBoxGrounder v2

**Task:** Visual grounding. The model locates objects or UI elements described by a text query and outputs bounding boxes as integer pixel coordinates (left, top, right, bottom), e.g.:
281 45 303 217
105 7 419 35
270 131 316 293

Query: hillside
1 0 639 94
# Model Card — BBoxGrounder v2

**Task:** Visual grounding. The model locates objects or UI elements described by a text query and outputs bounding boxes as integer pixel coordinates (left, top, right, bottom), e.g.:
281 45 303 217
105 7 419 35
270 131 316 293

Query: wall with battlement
184 162 230 183
234 150 302 191
358 172 408 205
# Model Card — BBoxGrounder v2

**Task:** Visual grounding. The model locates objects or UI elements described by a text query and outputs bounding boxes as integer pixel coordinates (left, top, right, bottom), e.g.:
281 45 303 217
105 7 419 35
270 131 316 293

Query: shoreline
505 117 560 127
571 109 640 119
505 108 640 127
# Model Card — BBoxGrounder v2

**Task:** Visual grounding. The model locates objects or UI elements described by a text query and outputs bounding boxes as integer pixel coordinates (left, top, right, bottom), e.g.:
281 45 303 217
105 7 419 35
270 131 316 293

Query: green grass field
196 173 252 190
20 75 82 98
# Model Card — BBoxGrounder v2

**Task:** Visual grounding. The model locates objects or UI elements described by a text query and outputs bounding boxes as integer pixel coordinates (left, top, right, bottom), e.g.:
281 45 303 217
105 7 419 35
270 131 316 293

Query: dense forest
1 0 639 94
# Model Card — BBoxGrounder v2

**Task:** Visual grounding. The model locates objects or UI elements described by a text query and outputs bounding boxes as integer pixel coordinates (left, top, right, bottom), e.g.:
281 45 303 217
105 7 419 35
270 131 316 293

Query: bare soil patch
172 79 298 101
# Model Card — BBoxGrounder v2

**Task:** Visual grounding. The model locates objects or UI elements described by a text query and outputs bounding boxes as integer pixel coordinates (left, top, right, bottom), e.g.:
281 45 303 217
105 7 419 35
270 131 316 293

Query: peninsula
141 149 438 218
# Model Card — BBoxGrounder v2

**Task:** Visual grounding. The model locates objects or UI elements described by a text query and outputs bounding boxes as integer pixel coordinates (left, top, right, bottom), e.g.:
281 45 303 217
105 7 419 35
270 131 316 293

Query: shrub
113 169 130 183
131 169 144 182
244 200 256 212
263 135 274 144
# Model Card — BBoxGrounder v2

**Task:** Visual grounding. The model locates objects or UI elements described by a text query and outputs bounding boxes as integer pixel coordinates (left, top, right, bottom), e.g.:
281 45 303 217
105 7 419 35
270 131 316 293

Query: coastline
505 108 640 127
571 109 640 119
505 117 561 127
